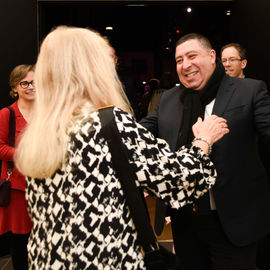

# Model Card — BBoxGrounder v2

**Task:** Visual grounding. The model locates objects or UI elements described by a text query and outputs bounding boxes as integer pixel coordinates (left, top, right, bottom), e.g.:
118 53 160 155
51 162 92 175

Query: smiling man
140 33 270 270
221 43 247 78
175 35 216 90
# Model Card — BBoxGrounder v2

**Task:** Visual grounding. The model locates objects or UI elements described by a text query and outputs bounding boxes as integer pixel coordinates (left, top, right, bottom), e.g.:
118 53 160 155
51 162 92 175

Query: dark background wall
230 0 270 87
37 1 232 87
0 0 37 109
0 0 269 110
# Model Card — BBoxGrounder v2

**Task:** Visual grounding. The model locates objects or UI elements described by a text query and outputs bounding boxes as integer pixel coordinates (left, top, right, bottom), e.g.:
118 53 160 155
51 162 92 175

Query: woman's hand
192 115 229 155
192 115 229 145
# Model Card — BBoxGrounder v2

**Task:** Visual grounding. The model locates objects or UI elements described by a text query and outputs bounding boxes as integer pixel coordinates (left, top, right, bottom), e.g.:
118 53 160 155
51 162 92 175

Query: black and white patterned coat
26 108 216 270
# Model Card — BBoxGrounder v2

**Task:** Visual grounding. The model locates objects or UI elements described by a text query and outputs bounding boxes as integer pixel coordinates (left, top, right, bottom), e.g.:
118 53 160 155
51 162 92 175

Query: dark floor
0 255 13 270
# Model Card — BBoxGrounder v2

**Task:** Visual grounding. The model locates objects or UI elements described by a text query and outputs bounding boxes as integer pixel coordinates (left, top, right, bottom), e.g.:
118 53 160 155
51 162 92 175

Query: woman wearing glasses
0 64 35 270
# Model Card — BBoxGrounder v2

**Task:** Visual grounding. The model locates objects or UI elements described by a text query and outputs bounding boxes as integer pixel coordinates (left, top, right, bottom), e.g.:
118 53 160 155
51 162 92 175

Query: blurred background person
147 72 176 114
109 44 140 120
0 64 35 270
139 78 160 118
15 26 229 270
221 43 247 78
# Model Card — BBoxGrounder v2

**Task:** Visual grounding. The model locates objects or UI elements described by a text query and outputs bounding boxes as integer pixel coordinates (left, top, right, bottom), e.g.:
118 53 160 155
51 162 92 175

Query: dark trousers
0 232 29 270
171 209 257 270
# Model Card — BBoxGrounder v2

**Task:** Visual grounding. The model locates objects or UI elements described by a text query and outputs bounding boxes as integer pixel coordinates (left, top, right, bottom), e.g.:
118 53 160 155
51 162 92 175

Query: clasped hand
192 115 229 145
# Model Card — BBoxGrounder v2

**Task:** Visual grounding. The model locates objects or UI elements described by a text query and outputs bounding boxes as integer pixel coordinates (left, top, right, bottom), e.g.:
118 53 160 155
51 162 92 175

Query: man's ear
241 59 247 69
210 49 216 64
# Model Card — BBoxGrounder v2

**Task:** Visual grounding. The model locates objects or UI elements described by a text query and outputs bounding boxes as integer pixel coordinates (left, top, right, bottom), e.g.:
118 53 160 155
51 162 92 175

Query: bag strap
7 106 16 173
99 107 159 253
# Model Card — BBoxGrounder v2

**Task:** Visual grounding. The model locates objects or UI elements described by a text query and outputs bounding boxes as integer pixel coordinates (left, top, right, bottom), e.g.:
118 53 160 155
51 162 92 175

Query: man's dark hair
220 43 247 60
175 33 213 50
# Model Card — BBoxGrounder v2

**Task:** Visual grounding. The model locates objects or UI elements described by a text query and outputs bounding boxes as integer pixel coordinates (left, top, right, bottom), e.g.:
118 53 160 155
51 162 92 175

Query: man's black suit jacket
140 75 270 246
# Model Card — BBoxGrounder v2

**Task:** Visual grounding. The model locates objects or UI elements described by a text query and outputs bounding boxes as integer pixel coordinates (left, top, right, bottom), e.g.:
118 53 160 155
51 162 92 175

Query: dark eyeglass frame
19 80 34 89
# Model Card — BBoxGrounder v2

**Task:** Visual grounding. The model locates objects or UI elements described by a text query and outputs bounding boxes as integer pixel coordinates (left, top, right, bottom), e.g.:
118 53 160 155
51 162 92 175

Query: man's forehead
178 39 200 48
176 49 198 58
222 46 240 56
175 40 205 57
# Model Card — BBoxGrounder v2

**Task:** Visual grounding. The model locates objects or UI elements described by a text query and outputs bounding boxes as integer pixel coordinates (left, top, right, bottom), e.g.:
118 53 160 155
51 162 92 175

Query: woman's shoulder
69 107 134 135
113 107 133 119
0 102 16 117
0 101 18 112
69 110 99 136
97 106 134 123
0 102 23 125
0 107 9 116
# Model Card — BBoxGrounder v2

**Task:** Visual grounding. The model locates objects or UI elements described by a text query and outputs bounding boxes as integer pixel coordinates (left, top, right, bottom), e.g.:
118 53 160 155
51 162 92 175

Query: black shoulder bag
99 107 178 270
0 106 16 207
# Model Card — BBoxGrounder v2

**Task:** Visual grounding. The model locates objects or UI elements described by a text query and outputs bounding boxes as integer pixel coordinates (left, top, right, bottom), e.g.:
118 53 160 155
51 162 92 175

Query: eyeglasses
19 80 34 89
221 58 242 64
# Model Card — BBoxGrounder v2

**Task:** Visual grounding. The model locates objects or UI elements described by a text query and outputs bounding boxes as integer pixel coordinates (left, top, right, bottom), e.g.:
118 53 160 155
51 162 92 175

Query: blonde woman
15 26 228 270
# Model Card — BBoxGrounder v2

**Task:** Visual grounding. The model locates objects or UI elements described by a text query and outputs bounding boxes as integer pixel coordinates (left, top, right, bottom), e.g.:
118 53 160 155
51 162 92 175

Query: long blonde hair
15 26 132 178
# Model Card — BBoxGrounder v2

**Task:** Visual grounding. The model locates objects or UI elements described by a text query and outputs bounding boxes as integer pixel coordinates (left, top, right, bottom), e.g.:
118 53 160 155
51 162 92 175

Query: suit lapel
212 75 236 116
166 77 235 149
171 92 183 150
163 86 183 150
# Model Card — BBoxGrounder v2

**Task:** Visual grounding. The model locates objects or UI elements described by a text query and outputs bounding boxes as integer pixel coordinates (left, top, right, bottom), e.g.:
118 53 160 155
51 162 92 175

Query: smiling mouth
185 71 197 78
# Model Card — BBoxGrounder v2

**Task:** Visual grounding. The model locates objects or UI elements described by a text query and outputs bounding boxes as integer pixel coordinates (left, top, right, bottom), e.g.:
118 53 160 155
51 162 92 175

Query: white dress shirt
204 99 216 210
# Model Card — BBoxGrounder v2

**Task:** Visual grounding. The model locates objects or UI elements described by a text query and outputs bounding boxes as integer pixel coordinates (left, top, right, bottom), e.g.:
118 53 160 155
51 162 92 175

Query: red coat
0 101 32 234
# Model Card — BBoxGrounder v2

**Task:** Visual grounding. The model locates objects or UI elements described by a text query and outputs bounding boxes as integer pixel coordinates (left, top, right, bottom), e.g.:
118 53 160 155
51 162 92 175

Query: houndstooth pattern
26 107 216 270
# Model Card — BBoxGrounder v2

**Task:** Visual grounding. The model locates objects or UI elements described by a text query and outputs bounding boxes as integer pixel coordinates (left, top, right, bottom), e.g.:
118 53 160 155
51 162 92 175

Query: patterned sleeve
114 108 216 209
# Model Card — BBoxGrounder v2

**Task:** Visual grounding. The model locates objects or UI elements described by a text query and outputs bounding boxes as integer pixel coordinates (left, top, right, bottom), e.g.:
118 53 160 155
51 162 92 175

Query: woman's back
26 108 216 269
27 109 144 269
